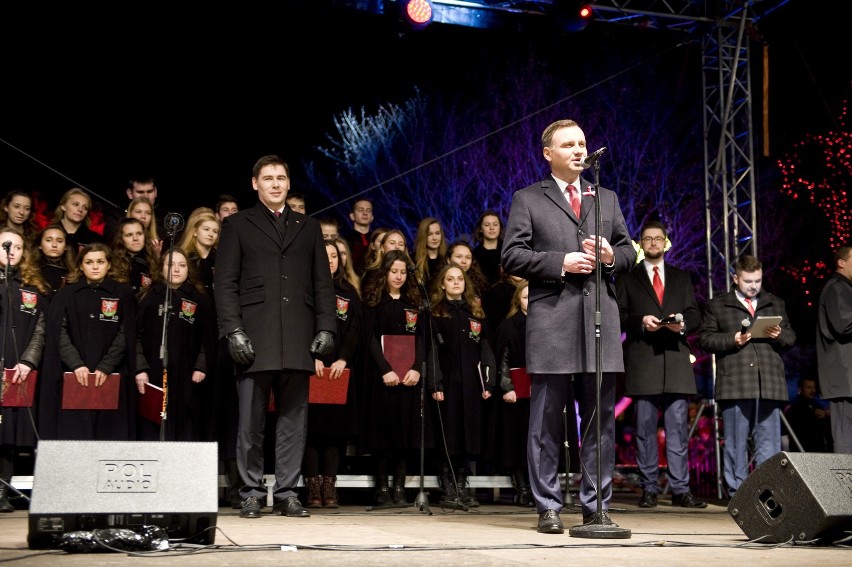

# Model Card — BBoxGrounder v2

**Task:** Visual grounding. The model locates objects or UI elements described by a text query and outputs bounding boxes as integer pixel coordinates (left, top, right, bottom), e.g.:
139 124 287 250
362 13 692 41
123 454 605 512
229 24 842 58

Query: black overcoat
135 281 217 441
616 261 701 396
0 271 48 447
38 277 137 440
429 301 496 457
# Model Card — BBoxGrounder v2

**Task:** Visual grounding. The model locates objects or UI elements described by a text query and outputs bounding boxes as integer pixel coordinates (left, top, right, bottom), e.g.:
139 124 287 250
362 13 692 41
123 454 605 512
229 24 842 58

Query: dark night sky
1 1 846 217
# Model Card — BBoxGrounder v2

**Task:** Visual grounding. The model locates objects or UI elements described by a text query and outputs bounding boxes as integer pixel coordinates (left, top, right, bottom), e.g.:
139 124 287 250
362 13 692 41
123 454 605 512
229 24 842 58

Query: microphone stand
158 213 184 440
0 249 10 396
569 159 631 539
412 269 432 515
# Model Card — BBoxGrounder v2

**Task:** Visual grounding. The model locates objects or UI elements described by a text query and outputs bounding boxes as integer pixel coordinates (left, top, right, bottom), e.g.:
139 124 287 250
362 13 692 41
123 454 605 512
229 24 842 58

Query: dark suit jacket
502 175 635 374
817 272 852 399
699 289 795 401
616 261 701 395
214 202 336 374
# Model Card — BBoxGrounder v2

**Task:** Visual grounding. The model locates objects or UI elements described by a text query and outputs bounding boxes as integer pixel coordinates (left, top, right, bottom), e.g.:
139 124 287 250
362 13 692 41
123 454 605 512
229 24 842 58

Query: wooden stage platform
1 490 849 566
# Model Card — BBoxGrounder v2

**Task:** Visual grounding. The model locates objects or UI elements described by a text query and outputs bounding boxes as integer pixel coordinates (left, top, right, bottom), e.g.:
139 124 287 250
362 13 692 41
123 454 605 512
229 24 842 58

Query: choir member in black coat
494 280 533 506
471 210 504 289
111 218 160 296
38 243 136 441
53 187 104 252
302 241 363 508
0 228 49 512
134 247 216 442
428 264 496 507
32 224 74 297
361 250 426 506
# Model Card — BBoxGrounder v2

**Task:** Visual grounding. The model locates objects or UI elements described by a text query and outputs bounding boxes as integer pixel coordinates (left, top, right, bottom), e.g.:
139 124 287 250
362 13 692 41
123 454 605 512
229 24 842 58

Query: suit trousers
720 398 782 496
528 372 615 516
829 398 852 453
635 395 690 495
236 370 309 503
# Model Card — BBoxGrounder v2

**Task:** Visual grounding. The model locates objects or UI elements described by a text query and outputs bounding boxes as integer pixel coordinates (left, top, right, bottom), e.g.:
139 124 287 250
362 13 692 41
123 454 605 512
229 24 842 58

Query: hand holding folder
381 335 416 379
139 382 164 424
309 367 350 404
1 368 38 408
62 371 120 410
267 367 351 411
509 368 531 399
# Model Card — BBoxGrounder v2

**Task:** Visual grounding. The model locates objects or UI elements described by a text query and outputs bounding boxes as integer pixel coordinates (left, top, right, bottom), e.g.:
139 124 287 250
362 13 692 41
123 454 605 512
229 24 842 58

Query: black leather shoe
582 511 618 526
537 509 564 534
638 490 658 508
672 492 707 508
239 496 262 519
277 496 311 517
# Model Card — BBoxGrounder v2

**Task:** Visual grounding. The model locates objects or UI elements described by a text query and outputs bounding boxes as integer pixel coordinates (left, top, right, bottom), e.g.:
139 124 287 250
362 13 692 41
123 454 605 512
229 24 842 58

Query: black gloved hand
309 330 335 357
227 328 255 366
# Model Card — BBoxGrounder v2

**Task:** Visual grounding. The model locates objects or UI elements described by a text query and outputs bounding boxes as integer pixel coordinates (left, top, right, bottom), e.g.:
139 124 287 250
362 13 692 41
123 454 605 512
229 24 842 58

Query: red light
579 4 593 19
404 0 433 26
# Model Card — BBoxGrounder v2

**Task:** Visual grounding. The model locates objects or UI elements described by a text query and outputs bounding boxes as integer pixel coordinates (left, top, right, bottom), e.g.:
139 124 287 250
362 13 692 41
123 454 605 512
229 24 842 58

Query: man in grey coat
699 255 795 497
616 220 706 509
817 245 852 453
215 155 336 519
502 119 635 533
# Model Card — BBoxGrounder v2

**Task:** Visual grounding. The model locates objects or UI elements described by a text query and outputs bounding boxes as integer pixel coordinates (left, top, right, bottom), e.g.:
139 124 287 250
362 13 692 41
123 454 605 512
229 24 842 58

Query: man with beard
615 221 706 509
699 255 795 497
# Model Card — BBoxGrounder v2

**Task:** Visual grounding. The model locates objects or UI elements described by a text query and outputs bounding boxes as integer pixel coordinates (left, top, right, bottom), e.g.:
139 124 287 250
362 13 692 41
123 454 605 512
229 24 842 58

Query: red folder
510 367 531 399
1 368 38 408
267 368 352 411
62 371 121 410
309 368 350 405
381 334 416 378
139 382 164 424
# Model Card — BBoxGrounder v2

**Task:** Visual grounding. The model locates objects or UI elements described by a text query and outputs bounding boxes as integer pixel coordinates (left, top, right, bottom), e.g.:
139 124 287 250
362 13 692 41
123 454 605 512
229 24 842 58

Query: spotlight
401 0 434 29
555 1 595 32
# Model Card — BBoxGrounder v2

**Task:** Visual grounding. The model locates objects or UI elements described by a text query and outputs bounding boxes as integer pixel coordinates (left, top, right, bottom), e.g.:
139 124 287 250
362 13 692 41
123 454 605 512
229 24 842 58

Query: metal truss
337 2 780 290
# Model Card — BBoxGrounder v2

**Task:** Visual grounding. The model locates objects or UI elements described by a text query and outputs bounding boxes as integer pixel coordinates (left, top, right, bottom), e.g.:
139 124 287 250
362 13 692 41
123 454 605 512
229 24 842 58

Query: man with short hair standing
215 155 336 519
616 220 705 509
346 199 373 274
816 245 852 453
502 119 635 534
699 255 795 497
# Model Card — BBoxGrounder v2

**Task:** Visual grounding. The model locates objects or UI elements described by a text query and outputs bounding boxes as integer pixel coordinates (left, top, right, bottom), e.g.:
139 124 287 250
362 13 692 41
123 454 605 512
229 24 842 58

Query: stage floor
1 493 849 566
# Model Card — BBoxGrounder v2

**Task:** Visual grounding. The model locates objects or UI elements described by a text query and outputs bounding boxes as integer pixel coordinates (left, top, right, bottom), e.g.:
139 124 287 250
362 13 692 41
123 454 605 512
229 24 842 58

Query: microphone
436 333 444 346
163 212 185 233
659 313 683 325
740 318 751 336
581 147 607 168
1 241 11 251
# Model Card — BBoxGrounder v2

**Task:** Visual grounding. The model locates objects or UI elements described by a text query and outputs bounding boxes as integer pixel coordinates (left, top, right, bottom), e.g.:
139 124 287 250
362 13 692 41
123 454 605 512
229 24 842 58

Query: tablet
750 315 782 337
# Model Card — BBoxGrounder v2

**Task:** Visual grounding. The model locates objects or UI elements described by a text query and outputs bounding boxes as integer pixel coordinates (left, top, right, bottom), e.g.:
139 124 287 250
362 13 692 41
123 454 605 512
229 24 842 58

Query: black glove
227 328 255 366
309 330 335 357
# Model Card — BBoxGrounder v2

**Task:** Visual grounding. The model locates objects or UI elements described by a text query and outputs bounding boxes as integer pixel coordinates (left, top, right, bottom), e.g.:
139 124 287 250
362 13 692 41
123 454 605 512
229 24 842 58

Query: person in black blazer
214 155 336 519
615 221 706 509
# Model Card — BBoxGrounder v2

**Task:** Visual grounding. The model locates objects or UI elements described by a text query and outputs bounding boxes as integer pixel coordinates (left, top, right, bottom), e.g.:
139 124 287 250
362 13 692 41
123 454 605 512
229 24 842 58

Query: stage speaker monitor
728 451 852 543
28 440 218 549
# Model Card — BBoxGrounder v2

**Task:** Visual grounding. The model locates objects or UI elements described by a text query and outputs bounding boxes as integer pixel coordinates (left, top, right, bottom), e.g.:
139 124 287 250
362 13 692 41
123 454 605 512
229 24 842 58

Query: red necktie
274 210 282 218
652 266 664 304
567 185 581 218
745 297 755 316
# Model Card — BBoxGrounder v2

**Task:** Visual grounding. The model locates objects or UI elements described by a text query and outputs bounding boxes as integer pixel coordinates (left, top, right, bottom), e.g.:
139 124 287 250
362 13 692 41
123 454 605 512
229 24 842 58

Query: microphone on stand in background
163 212 185 235
2 241 12 251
